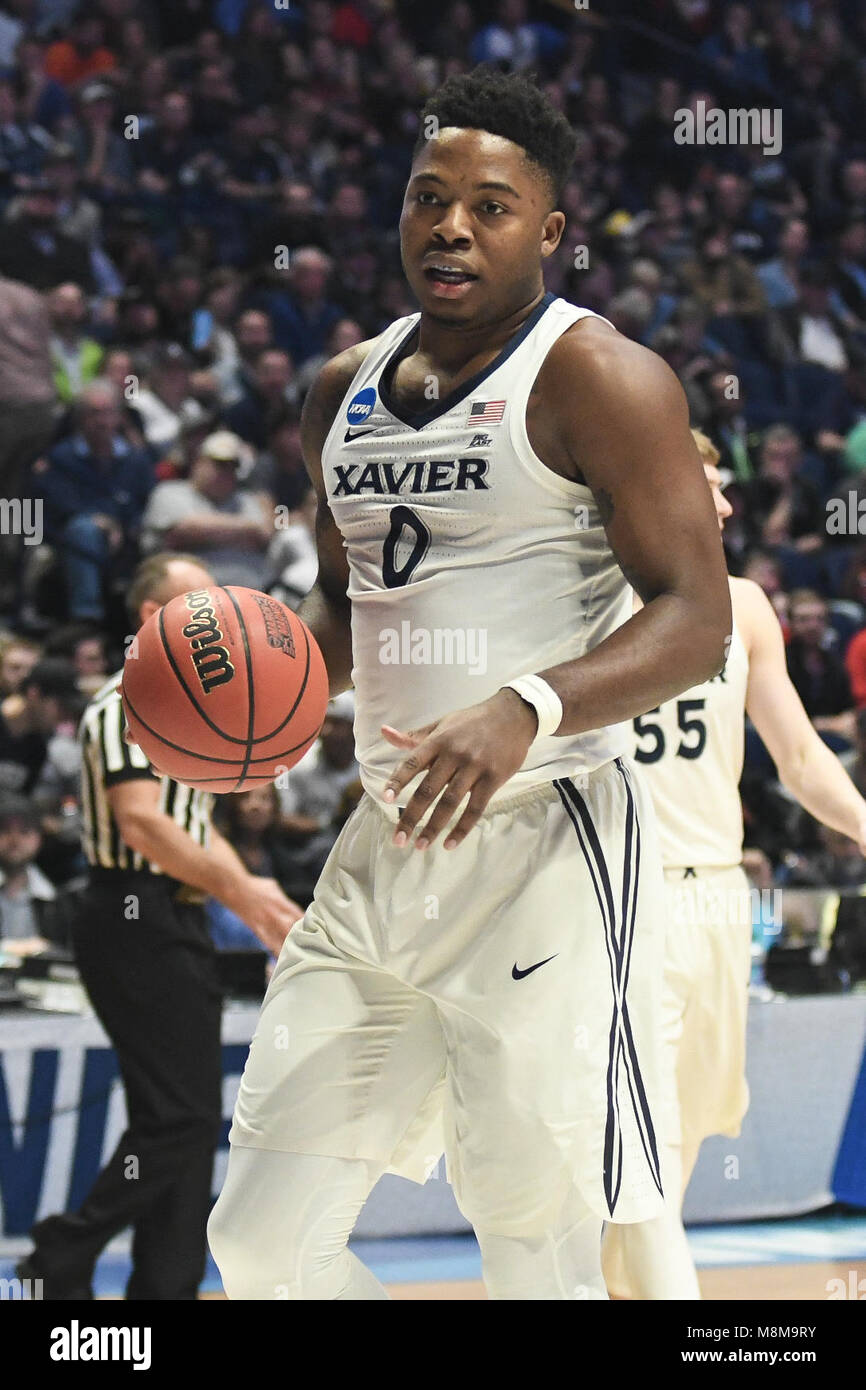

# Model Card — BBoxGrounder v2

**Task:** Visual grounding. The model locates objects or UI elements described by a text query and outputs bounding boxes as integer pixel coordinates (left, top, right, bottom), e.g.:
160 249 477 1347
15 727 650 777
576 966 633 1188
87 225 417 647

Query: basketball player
17 553 300 1300
603 432 866 1300
208 68 732 1301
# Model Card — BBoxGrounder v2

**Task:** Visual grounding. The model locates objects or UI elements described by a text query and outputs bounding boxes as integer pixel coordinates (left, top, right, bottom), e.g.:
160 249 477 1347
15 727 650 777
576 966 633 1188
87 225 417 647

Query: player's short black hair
413 65 577 209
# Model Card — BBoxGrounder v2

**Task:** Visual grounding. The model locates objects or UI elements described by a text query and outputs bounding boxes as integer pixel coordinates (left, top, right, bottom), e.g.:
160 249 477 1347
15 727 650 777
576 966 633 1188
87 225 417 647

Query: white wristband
501 675 563 739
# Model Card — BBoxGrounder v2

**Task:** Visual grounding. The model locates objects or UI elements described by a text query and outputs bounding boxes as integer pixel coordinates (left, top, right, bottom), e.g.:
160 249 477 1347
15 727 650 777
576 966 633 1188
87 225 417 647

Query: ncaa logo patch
346 387 376 424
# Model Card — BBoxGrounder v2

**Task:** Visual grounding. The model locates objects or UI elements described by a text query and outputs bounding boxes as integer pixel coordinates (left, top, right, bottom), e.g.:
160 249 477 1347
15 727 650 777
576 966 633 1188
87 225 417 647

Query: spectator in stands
785 588 856 743
742 548 789 628
250 177 322 272
0 75 53 201
699 365 759 482
0 176 92 290
832 219 866 331
133 341 206 452
70 80 134 196
15 36 73 132
748 424 823 552
219 306 274 406
0 636 41 697
47 282 104 404
222 347 299 448
193 268 245 400
845 622 866 709
469 0 563 72
0 793 76 955
44 13 117 89
276 692 360 904
709 172 772 263
257 246 342 364
0 270 57 512
42 623 110 696
698 4 770 93
268 485 318 610
0 657 78 796
101 348 147 449
679 225 767 324
246 408 310 512
757 216 810 309
154 256 206 349
778 261 852 373
605 287 654 345
140 428 273 588
295 315 364 398
33 379 154 621
278 692 359 837
39 142 102 255
779 822 866 887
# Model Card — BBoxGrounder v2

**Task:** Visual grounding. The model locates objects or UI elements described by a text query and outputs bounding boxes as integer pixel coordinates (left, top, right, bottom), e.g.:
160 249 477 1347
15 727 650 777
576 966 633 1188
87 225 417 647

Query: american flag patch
468 399 506 424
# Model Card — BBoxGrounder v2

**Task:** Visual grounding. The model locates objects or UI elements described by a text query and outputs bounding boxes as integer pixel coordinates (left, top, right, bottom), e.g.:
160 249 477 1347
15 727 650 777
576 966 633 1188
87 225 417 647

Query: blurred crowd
2 0 866 955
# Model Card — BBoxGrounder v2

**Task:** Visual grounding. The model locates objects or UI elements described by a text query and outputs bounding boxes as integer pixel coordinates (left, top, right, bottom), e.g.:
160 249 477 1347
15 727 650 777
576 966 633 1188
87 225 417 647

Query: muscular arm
297 340 376 697
535 324 732 735
108 778 251 903
164 515 270 550
108 779 301 950
738 578 866 847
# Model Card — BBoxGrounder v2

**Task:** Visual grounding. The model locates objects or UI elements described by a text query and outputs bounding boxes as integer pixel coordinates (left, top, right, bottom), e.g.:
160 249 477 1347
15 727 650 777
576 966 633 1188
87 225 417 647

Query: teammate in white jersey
604 431 866 1299
208 68 732 1301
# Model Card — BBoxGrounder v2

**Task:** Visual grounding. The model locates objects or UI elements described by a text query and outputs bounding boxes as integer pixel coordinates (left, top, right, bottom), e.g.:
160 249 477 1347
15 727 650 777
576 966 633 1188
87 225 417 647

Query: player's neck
415 286 547 373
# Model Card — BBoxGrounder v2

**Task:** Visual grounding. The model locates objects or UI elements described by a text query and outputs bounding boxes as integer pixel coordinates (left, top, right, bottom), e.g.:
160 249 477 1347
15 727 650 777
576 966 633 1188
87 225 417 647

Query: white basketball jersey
320 292 632 808
630 605 749 868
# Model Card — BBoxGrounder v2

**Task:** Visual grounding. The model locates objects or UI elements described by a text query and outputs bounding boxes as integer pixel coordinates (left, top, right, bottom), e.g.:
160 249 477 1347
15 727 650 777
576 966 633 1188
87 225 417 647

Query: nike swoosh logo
512 954 558 980
344 427 378 442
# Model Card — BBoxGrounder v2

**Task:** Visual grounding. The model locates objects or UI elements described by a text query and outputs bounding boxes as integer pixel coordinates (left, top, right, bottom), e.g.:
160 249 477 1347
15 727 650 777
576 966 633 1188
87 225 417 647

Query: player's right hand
230 876 304 954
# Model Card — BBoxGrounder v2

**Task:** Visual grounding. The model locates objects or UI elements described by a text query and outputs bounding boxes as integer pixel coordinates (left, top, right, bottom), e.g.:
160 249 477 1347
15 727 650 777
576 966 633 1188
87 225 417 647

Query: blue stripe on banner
0 1049 59 1235
555 771 663 1211
832 1023 866 1207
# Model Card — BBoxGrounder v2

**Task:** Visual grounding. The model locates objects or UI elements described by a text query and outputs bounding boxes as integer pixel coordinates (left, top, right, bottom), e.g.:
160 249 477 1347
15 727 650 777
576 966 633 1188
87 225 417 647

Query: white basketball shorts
229 756 667 1227
658 863 752 1171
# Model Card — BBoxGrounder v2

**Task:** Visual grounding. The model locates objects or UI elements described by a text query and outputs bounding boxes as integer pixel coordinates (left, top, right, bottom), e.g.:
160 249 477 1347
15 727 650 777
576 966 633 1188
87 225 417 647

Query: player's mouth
423 262 479 299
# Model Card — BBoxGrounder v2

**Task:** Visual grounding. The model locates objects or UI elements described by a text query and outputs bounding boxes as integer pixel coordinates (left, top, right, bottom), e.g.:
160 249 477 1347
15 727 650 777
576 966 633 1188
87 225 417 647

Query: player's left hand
381 689 538 850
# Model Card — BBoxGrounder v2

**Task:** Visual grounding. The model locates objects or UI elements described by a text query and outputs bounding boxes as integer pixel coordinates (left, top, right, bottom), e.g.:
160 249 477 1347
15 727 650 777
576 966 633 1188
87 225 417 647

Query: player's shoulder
300 333 382 460
729 575 772 612
538 309 683 418
729 576 780 651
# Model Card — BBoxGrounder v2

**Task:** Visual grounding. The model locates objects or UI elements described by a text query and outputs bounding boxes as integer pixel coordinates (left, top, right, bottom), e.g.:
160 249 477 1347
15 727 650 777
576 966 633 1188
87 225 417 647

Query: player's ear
541 210 566 258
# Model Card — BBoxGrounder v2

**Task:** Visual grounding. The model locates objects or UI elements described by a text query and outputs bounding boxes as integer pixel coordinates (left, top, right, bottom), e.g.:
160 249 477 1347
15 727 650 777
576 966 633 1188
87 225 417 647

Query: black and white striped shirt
80 672 213 873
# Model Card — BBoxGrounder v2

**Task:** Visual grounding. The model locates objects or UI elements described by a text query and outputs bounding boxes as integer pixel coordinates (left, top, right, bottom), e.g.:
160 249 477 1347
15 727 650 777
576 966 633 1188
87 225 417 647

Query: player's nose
432 206 473 242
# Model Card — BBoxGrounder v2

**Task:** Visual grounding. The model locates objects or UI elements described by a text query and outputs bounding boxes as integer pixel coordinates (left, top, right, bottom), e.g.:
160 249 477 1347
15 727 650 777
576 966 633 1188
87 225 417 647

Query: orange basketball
120 586 329 792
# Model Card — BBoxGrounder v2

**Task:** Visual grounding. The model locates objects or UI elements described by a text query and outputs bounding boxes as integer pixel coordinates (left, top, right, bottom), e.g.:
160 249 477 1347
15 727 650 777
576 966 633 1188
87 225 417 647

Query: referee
18 552 301 1300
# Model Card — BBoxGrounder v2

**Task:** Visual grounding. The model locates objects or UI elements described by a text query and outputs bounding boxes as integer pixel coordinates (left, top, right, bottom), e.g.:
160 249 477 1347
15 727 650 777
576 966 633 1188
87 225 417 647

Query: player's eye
416 191 439 205
482 202 506 215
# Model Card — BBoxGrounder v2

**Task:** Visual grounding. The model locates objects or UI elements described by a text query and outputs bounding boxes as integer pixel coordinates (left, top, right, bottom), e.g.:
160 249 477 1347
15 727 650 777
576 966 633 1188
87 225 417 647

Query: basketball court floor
3 1211 865 1300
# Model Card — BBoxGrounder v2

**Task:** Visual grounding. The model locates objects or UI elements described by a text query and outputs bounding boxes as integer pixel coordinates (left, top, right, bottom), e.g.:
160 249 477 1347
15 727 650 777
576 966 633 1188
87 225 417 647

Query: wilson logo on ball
181 589 235 694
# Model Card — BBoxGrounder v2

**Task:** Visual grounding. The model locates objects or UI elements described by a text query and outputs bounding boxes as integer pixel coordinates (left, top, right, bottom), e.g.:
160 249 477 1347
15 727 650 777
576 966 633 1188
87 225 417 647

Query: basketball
120 586 329 793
